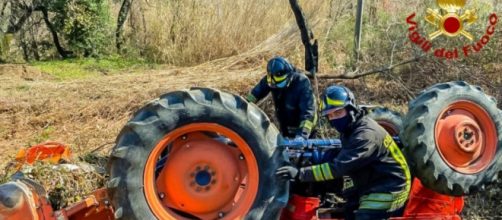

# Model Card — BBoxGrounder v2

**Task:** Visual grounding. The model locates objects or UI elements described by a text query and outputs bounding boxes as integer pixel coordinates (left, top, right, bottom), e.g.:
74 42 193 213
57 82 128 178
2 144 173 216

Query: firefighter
275 85 411 220
246 56 317 140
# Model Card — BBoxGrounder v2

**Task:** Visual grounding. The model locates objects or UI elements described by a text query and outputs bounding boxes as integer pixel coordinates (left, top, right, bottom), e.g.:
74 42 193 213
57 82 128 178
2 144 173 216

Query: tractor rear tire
401 81 502 196
368 107 403 136
107 88 288 220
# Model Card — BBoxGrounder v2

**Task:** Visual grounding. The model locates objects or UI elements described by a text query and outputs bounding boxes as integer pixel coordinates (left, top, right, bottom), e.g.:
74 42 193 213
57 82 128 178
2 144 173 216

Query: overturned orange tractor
1 81 501 220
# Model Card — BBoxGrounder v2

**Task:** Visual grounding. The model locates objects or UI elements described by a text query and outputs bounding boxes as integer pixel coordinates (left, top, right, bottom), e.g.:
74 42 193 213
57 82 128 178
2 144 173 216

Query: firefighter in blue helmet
276 85 411 220
246 56 317 140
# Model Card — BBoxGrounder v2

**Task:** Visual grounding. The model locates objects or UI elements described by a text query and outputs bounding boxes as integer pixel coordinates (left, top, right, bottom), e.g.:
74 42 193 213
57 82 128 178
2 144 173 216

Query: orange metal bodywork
435 101 497 174
55 188 114 220
280 195 320 220
1 176 465 220
282 178 463 220
144 123 259 220
399 178 463 220
0 180 114 220
0 181 41 220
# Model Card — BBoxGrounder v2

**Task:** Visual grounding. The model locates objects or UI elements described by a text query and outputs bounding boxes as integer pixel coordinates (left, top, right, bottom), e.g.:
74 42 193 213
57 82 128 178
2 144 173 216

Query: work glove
275 166 299 181
294 135 306 141
293 135 310 147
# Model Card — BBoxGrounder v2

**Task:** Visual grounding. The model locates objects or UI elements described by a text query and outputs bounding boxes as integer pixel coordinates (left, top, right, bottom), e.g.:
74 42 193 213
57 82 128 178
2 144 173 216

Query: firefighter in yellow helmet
246 56 317 140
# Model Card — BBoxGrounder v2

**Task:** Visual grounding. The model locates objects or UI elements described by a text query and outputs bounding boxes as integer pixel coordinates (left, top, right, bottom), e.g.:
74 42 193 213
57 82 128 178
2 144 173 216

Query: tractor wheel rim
376 120 400 136
435 100 497 174
144 123 259 220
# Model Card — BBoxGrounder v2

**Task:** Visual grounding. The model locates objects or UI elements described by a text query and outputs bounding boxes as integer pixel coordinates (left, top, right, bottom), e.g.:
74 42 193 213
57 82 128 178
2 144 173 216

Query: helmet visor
272 74 288 83
320 97 347 116
267 73 289 87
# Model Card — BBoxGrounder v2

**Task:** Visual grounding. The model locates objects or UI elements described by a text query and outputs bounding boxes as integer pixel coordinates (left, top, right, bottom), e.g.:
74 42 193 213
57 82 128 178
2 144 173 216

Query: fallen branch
318 56 423 79
88 141 115 154
257 94 271 109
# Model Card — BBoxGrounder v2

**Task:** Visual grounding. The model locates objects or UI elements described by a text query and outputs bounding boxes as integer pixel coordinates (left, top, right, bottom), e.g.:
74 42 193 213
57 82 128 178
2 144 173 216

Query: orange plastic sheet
14 141 71 169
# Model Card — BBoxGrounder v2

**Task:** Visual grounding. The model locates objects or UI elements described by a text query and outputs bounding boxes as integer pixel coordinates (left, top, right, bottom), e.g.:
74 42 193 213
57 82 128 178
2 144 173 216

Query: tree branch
40 7 71 58
318 56 423 79
6 2 33 34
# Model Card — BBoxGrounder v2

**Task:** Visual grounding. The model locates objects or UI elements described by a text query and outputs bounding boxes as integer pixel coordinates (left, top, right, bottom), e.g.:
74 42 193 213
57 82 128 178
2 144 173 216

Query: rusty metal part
56 188 114 220
435 101 497 174
0 179 113 220
0 181 40 220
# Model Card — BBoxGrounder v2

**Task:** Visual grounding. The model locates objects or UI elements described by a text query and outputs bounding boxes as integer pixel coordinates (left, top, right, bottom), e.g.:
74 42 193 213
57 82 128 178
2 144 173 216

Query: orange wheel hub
143 123 259 220
435 101 497 174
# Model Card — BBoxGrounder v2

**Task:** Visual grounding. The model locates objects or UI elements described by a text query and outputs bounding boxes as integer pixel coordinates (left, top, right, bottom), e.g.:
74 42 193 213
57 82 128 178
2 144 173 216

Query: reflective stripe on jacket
299 115 411 209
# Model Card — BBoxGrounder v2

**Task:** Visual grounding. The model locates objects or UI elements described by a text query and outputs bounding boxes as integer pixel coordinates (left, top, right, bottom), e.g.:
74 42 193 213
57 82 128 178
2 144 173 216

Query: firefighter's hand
293 135 308 147
275 166 299 181
293 135 306 141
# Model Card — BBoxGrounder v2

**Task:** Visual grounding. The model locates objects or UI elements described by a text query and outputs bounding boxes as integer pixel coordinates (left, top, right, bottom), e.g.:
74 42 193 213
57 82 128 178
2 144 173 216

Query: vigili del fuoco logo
406 0 498 60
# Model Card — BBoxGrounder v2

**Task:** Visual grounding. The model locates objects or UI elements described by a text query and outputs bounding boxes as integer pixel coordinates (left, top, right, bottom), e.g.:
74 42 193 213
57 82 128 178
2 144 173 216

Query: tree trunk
139 2 147 55
29 18 40 60
19 31 30 61
288 0 318 75
6 3 33 34
40 7 70 58
116 0 133 51
369 0 377 25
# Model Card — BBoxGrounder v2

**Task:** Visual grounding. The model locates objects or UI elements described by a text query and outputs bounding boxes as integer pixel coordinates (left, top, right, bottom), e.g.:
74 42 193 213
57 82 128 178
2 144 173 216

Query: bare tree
40 6 70 58
6 2 33 34
116 0 133 50
4 0 72 58
289 0 320 102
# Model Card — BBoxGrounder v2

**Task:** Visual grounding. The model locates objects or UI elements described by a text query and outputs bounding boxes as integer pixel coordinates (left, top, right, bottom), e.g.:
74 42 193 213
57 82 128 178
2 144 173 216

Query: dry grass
119 0 500 69
0 62 266 209
124 0 299 65
0 64 264 167
1 57 502 217
463 179 502 220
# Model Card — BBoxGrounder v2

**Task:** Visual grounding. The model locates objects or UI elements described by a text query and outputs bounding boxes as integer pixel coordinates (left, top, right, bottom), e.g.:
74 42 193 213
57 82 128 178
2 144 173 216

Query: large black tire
401 81 502 195
107 88 288 220
367 107 403 136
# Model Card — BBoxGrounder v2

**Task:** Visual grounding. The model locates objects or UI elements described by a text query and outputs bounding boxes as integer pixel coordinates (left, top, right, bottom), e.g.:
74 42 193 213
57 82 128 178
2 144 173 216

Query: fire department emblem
425 0 478 40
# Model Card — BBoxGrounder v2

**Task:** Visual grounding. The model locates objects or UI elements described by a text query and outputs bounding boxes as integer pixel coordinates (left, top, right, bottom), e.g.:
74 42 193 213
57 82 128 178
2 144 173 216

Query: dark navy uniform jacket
299 114 411 199
247 72 317 138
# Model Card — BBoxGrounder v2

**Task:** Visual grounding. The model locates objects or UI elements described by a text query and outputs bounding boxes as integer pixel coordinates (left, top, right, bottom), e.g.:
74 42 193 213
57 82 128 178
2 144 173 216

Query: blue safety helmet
320 85 358 116
266 56 294 88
